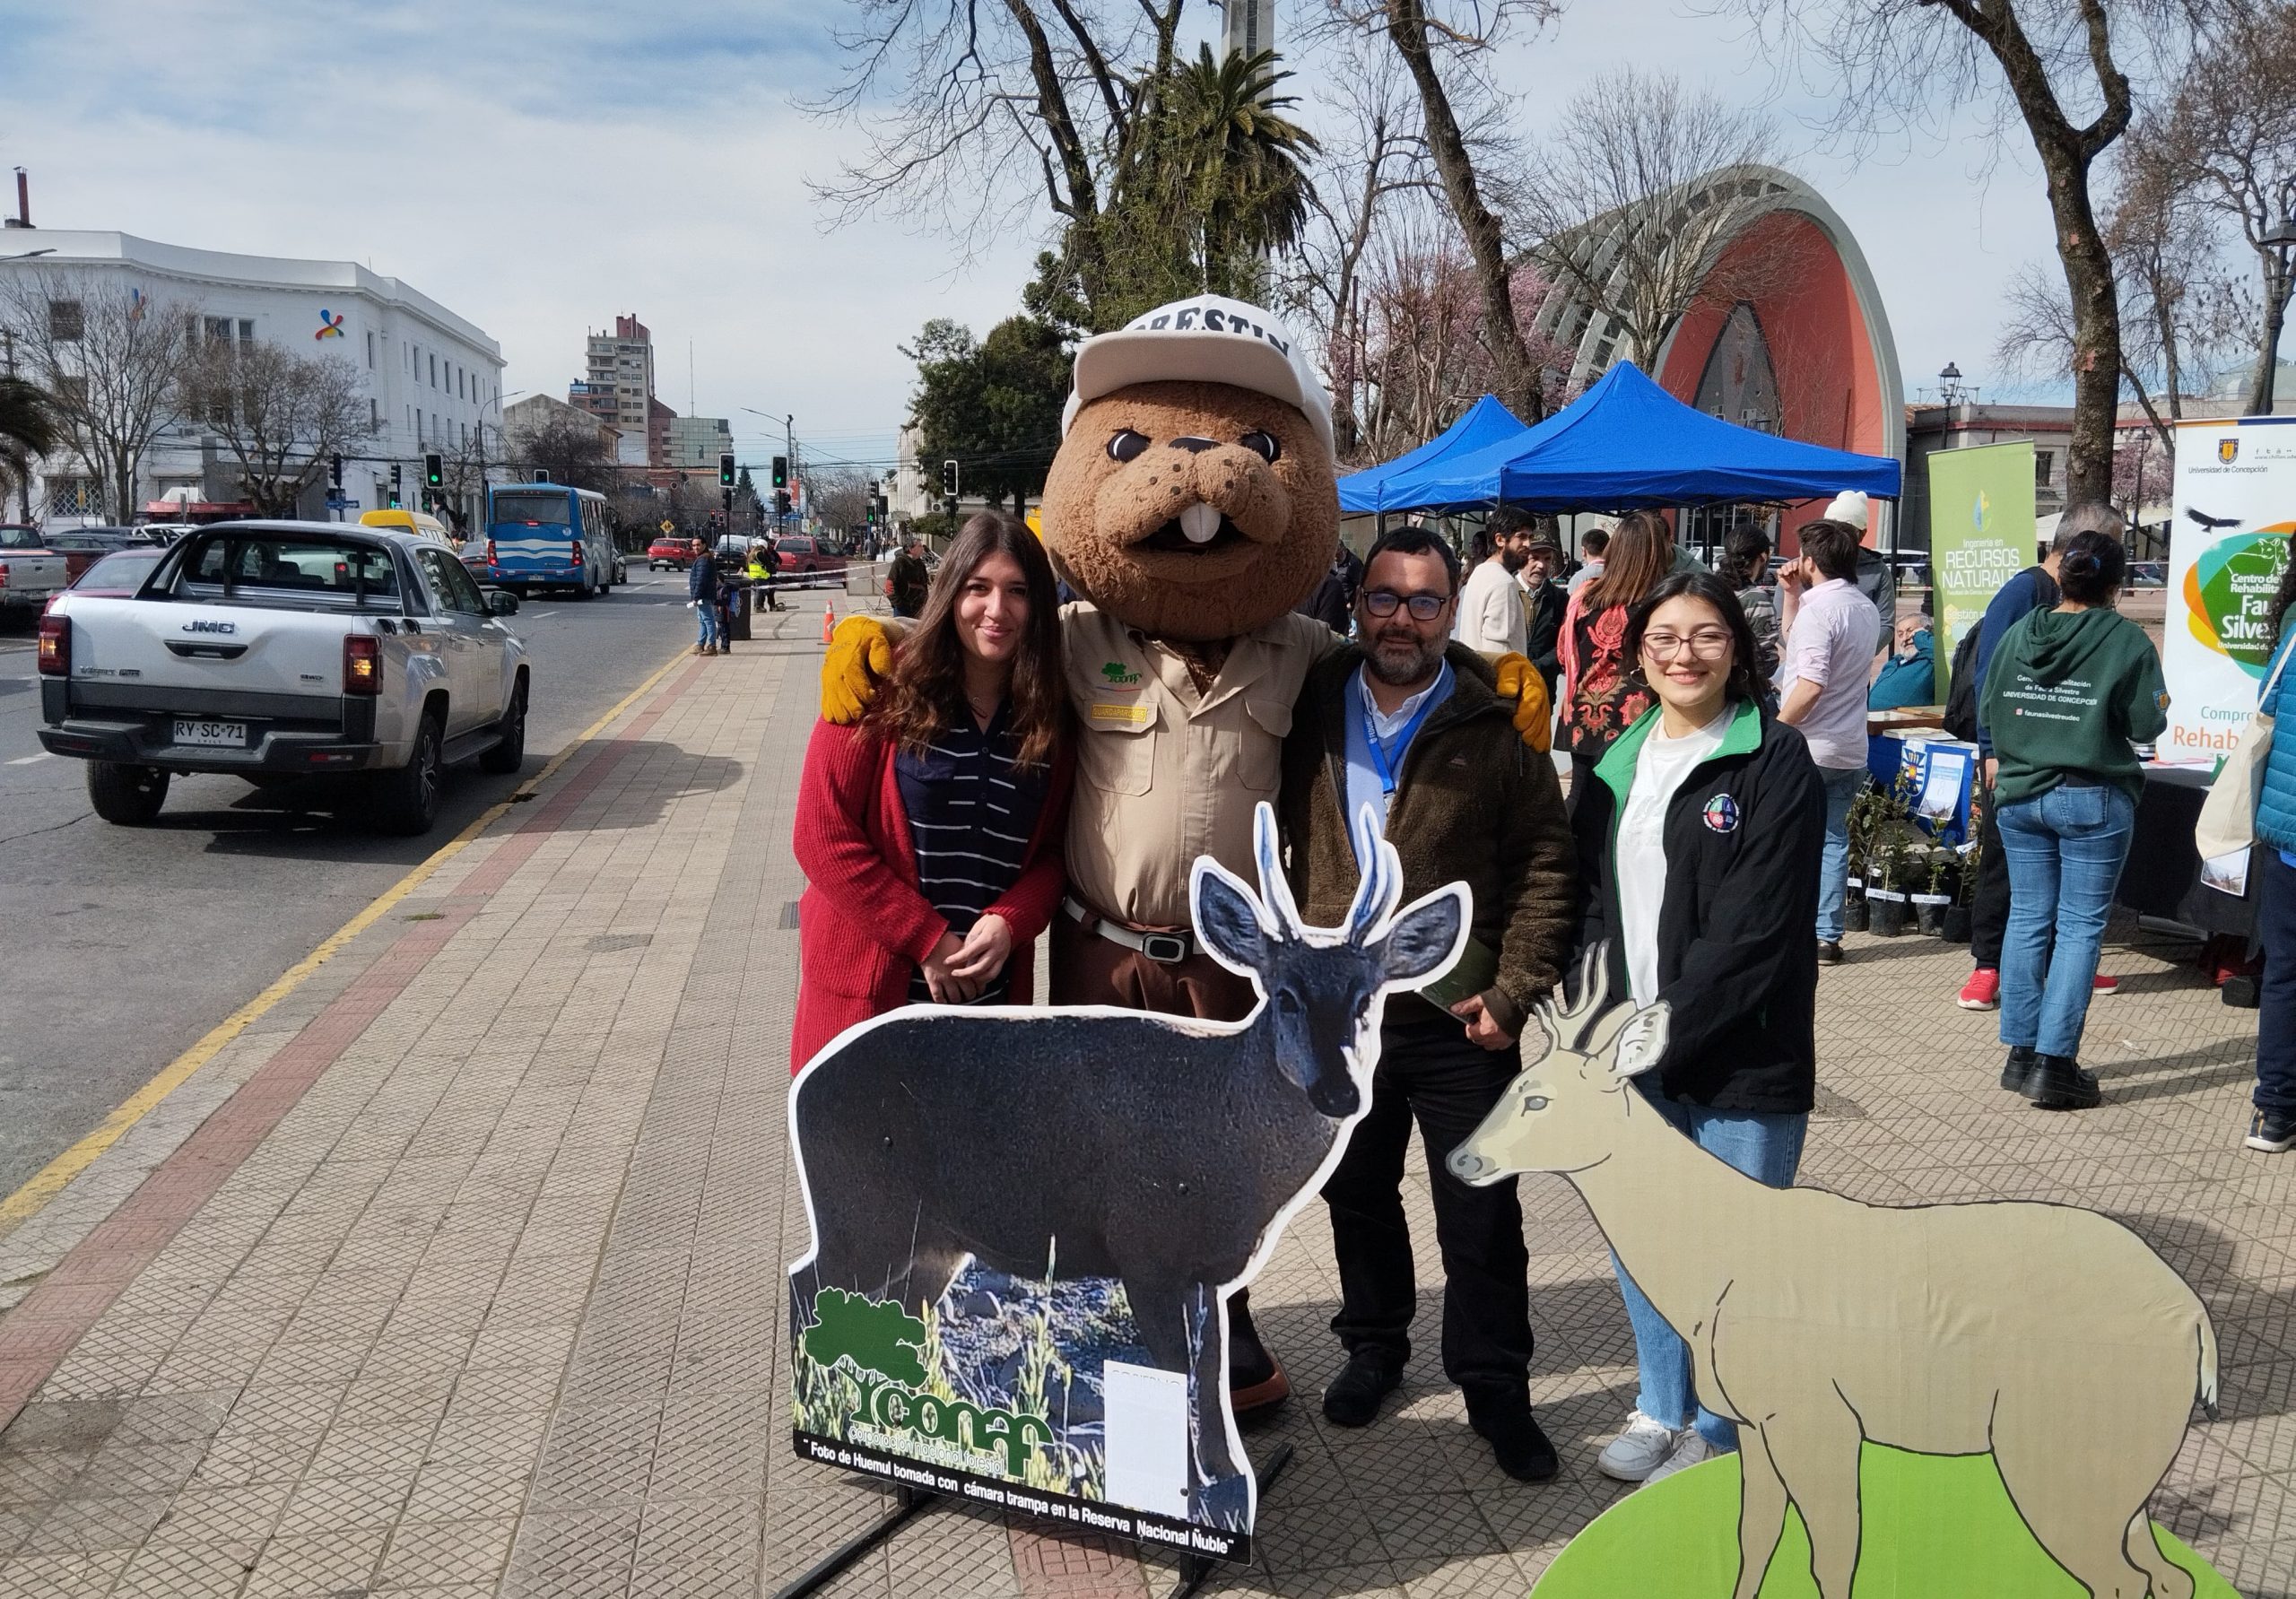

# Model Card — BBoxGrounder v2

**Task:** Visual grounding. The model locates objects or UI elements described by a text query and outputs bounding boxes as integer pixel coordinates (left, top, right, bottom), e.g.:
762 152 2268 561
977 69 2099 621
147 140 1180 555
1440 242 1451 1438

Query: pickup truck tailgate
61 596 353 697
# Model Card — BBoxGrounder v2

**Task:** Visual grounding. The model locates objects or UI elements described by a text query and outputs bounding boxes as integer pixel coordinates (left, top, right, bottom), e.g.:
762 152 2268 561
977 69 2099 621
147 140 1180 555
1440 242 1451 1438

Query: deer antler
1539 946 1611 1050
1343 805 1402 943
1253 804 1303 939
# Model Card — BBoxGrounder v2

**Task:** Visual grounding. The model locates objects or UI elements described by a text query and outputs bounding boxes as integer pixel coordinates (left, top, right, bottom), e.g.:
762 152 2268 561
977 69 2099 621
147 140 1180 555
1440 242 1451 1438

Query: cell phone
1417 935 1499 1012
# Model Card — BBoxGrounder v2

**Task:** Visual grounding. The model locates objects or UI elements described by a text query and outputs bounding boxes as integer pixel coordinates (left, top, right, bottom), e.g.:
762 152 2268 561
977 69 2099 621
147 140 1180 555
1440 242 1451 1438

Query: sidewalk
0 601 2283 1598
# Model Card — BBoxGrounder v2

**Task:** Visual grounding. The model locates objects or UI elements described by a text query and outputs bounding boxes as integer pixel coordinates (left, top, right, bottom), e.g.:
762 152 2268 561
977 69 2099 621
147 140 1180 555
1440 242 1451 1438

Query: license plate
172 718 248 748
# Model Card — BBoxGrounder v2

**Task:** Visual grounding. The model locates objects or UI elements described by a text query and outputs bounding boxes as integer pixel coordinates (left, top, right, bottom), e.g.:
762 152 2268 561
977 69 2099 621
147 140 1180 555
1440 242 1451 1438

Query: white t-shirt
1455 558 1527 656
1616 708 1733 1006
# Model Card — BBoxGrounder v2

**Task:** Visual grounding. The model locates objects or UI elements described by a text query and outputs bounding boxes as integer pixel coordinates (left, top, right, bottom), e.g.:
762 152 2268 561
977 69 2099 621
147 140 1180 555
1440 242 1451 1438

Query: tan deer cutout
1450 949 2219 1599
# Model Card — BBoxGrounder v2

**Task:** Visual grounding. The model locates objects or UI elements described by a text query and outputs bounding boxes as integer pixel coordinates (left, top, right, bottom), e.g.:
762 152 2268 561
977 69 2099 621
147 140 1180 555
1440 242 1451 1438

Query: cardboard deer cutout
787 804 1467 1552
1451 950 2219 1599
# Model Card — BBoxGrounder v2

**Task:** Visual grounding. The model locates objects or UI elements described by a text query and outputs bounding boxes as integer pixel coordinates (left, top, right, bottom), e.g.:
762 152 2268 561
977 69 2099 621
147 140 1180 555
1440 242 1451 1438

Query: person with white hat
1822 490 1896 649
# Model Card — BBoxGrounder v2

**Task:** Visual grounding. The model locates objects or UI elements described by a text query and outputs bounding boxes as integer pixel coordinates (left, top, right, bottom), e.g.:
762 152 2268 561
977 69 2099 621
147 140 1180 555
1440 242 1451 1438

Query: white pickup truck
0 525 71 612
37 520 530 836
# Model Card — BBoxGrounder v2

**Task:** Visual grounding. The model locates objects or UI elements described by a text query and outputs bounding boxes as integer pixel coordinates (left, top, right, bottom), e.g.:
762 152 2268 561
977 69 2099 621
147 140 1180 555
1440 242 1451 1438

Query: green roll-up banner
1926 441 2037 702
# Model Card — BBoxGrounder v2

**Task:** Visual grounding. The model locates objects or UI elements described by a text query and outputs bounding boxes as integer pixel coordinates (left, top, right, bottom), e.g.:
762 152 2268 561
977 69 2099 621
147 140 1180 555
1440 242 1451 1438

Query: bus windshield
491 490 576 527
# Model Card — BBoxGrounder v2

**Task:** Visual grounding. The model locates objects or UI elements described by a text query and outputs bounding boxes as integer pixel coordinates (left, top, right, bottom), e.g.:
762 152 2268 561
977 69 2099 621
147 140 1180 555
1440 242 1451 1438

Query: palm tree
1168 47 1320 270
0 378 59 523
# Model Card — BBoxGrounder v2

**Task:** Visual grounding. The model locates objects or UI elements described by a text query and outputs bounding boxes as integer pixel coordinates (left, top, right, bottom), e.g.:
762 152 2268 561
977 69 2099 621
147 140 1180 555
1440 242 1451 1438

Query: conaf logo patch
1702 795 1741 834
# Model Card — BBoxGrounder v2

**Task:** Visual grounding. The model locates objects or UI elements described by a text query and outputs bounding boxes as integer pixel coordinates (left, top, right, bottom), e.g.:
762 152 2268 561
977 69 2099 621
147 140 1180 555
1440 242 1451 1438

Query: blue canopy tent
1369 361 1901 513
1335 394 1532 513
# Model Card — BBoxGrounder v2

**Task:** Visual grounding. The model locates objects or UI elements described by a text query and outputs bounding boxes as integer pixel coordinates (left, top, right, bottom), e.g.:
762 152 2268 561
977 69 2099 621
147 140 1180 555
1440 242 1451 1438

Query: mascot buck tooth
819 293 1546 1412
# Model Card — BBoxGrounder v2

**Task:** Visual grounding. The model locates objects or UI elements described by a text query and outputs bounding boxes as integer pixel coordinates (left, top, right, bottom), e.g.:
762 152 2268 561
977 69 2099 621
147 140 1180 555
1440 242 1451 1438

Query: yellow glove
822 615 894 725
1493 652 1552 755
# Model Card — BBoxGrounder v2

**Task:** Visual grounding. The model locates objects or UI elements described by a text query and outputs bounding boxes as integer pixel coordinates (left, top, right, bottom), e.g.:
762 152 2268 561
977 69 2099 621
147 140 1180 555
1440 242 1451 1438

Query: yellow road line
0 643 695 1244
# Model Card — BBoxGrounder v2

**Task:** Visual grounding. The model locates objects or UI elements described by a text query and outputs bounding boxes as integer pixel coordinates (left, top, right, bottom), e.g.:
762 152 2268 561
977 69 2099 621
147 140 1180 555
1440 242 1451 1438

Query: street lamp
1939 361 1963 406
2258 200 2296 415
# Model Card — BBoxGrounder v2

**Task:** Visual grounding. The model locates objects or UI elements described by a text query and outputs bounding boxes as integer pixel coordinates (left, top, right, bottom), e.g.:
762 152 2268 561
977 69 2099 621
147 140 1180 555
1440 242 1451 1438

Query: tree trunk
1382 0 1545 424
112 444 135 525
2039 137 2124 509
2248 251 2292 417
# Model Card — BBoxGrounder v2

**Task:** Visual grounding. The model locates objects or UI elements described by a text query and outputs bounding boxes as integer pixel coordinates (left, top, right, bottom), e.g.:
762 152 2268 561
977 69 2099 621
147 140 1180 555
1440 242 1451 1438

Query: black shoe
2028 1054 2102 1111
1465 1391 1559 1482
1816 941 1844 967
1320 1347 1405 1429
1999 1046 2040 1095
2247 1110 2296 1152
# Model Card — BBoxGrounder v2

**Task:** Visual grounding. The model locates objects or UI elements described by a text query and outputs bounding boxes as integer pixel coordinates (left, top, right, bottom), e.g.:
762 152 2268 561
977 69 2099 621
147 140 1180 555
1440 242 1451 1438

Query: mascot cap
1064 294 1335 457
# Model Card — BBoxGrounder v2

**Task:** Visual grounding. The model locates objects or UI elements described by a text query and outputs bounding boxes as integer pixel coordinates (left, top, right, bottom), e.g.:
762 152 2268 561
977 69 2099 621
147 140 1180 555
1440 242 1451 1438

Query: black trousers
1322 1012 1532 1395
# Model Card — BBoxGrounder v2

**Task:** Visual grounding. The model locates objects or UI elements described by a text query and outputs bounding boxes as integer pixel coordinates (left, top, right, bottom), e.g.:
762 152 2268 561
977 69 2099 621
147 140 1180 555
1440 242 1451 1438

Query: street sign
660 520 676 535
325 494 358 509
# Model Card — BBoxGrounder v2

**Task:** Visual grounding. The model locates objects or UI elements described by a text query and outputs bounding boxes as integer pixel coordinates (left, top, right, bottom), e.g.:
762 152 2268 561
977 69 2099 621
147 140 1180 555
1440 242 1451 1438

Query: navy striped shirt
895 702 1048 1005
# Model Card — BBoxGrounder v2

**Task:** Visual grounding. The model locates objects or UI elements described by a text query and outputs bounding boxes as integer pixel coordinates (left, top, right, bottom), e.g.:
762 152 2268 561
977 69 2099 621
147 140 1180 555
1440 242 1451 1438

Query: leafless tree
806 465 878 533
1305 0 1561 424
1998 130 2249 445
802 0 1186 314
505 408 617 497
2152 2 2296 413
1723 0 2226 508
0 270 198 523
1517 69 1791 373
178 338 375 518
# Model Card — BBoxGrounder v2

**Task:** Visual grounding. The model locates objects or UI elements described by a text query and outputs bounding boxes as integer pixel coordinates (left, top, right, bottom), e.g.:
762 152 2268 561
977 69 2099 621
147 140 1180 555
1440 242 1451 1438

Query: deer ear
1192 858 1272 976
1610 1005 1671 1080
1374 884 1467 986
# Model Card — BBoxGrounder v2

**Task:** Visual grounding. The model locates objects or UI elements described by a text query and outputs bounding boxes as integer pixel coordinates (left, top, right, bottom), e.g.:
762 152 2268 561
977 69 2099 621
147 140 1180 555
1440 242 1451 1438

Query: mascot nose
1170 437 1219 455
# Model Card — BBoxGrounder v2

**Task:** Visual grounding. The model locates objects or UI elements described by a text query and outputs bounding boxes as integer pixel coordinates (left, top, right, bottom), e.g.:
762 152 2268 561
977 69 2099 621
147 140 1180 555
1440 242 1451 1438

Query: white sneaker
1640 1430 1724 1487
1595 1409 1682 1482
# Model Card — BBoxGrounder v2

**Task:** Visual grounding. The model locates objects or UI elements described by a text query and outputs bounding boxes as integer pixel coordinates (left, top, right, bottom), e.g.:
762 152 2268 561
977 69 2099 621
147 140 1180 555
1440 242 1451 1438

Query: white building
0 230 504 527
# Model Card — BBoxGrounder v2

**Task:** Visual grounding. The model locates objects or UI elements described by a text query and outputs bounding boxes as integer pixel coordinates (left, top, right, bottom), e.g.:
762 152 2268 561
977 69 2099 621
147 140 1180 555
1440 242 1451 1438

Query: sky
0 0 2091 474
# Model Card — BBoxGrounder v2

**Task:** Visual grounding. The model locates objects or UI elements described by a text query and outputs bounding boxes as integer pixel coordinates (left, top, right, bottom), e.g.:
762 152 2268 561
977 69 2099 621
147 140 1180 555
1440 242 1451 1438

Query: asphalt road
0 567 726 1200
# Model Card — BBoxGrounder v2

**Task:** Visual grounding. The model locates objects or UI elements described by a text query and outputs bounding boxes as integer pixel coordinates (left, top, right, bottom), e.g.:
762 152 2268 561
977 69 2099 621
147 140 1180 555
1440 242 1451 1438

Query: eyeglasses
1640 630 1735 661
1362 588 1450 621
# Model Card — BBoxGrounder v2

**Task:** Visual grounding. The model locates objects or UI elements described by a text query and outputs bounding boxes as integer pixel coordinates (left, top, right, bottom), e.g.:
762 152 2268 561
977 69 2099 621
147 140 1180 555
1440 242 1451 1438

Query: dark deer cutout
788 802 1467 1522
1450 948 2219 1599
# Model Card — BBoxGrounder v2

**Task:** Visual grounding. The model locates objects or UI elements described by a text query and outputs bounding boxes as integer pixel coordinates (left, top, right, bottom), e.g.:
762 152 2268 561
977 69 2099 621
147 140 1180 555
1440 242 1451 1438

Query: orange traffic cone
821 601 837 646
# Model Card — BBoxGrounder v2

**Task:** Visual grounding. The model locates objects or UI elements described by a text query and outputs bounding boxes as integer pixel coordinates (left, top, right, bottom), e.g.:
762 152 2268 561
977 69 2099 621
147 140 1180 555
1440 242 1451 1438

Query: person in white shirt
1775 518 1882 964
1456 518 1531 656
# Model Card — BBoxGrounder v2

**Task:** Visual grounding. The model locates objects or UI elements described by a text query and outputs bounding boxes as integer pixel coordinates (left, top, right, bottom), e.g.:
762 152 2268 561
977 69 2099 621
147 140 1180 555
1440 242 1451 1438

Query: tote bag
2195 642 2296 892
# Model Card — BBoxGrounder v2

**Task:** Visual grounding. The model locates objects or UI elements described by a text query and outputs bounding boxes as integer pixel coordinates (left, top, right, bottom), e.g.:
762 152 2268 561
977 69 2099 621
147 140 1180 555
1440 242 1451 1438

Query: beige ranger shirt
1061 603 1332 930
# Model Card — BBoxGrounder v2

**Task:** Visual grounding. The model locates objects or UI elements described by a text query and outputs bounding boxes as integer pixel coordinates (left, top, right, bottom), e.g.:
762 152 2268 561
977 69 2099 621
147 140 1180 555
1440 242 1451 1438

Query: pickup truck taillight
344 635 381 696
36 614 66 677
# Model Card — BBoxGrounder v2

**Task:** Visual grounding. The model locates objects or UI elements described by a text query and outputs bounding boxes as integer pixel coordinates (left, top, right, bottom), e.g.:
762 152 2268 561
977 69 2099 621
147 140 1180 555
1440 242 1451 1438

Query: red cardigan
788 717 1073 1075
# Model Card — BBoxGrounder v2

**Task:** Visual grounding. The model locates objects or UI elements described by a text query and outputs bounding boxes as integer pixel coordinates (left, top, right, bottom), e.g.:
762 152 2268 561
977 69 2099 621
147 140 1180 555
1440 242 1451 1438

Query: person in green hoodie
1980 528 2168 1111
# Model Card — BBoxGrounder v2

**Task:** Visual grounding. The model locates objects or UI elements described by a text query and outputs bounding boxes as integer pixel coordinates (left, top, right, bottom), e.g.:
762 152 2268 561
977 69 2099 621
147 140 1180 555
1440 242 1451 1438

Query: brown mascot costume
821 294 1543 1413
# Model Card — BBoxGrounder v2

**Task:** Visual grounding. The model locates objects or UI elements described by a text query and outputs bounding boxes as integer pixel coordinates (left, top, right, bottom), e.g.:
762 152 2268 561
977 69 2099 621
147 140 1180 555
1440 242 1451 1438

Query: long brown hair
865 511 1066 769
1582 510 1674 613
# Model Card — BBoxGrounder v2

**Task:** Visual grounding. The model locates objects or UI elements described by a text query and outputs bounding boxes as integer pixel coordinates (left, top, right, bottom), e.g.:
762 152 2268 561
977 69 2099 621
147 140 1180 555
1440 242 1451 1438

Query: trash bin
726 585 752 641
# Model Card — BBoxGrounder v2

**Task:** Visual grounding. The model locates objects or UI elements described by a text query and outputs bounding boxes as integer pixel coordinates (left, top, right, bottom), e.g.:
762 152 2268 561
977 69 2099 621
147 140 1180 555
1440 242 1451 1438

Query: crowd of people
786 492 2292 1490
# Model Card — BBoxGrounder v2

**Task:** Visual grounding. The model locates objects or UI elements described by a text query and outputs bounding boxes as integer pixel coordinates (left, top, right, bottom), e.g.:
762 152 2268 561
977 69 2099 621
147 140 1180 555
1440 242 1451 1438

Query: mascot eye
1240 430 1281 464
1107 430 1150 463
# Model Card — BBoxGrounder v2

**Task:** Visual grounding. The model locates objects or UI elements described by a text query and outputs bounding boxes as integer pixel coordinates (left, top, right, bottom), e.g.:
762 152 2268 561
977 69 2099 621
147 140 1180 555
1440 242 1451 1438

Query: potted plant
1841 784 1874 933
1868 824 1912 937
1915 848 1954 935
1942 827 1979 944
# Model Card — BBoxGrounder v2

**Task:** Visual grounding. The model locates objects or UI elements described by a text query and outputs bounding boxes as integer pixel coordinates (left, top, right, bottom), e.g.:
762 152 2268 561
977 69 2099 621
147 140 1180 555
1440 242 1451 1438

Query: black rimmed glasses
1639 628 1735 662
1362 588 1450 621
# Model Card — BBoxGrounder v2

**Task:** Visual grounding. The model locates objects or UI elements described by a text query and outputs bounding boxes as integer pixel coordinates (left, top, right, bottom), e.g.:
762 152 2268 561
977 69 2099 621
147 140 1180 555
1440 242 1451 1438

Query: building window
46 477 98 517
370 397 379 429
366 331 375 369
239 318 255 343
204 316 231 345
48 300 83 342
430 353 438 388
2036 450 2055 487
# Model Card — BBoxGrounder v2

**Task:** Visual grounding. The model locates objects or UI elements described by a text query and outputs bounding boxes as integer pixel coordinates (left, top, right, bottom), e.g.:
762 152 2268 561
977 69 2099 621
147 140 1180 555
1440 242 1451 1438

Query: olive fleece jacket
1279 647 1578 1036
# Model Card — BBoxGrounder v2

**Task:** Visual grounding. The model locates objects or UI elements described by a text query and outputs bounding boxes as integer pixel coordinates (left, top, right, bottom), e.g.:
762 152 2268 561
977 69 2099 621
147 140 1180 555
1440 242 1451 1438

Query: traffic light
770 456 787 489
774 490 790 517
941 459 960 497
532 468 552 482
718 452 736 489
423 453 443 489
328 454 344 490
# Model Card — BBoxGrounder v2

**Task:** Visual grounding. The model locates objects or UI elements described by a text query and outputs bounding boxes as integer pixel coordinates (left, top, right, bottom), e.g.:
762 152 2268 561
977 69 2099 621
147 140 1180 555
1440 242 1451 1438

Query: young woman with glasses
1567 569 1826 1490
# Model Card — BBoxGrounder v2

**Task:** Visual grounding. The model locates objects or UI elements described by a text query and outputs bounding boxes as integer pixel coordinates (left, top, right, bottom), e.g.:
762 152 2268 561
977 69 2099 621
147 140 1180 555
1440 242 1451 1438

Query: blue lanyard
1361 668 1445 795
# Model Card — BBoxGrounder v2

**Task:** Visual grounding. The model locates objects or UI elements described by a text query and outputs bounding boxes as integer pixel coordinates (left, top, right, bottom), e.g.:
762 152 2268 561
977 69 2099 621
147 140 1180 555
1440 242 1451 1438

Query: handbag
2194 641 2296 874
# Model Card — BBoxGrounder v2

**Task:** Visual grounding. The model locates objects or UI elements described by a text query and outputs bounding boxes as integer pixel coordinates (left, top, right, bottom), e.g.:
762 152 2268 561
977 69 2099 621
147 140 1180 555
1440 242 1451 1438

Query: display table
2118 765 2260 947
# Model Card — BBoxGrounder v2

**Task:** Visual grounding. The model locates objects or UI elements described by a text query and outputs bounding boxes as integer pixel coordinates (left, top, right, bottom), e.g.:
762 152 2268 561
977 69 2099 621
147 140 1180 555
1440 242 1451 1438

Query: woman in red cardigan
790 511 1073 1074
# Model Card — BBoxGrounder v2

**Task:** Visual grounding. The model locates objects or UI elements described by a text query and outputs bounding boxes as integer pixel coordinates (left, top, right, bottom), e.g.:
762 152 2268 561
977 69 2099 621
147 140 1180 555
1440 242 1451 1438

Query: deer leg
1128 1279 1243 1495
1731 1427 1790 1599
1991 1383 2189 1599
1759 1399 1865 1599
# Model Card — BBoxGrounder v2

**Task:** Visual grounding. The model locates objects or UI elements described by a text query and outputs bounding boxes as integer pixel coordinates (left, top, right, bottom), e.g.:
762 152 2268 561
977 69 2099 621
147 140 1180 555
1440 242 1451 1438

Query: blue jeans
2255 848 2296 1117
1612 1085 1806 1450
1815 765 1867 942
1996 784 2135 1059
695 597 722 649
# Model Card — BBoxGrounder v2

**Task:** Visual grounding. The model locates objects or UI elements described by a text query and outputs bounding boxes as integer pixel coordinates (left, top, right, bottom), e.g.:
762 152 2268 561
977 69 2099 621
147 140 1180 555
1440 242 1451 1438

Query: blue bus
483 483 613 597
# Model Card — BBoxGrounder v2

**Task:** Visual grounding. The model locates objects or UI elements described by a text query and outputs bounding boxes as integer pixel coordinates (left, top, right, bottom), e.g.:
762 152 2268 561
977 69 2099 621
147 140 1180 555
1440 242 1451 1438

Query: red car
648 536 701 571
770 534 848 576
